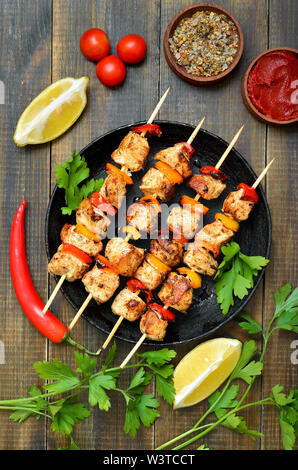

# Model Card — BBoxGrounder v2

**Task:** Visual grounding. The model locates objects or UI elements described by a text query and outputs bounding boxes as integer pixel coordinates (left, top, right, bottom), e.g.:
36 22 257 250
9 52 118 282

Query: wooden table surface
0 0 297 450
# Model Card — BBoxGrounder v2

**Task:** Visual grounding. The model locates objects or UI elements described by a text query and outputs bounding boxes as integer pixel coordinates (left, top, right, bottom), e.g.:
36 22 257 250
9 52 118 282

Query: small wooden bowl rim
241 47 298 125
163 2 244 85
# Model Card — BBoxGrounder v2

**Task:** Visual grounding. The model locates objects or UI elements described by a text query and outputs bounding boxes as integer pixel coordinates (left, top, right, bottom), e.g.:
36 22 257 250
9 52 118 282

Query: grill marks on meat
60 224 103 257
153 143 192 179
184 244 218 277
150 238 183 268
126 202 159 234
111 287 146 321
82 266 120 304
187 174 226 200
139 167 175 202
100 173 127 209
158 272 193 313
111 131 149 172
167 206 202 240
140 308 168 341
76 198 110 237
105 237 144 277
194 219 234 249
223 189 255 222
47 244 90 282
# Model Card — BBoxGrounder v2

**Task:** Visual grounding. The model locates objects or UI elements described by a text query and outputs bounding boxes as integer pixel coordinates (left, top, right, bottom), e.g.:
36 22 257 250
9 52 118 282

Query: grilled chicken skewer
119 159 275 368
44 91 170 314
167 125 245 241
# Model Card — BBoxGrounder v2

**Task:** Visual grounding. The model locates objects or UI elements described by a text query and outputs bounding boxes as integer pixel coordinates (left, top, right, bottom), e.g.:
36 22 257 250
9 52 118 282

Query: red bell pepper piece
127 279 153 304
200 166 227 182
131 124 162 137
237 183 259 203
90 192 117 216
61 243 93 264
148 303 176 322
9 200 99 354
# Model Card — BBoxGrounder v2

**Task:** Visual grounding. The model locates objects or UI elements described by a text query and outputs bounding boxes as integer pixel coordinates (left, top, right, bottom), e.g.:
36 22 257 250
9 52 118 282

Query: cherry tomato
117 34 146 64
96 55 126 87
80 28 110 62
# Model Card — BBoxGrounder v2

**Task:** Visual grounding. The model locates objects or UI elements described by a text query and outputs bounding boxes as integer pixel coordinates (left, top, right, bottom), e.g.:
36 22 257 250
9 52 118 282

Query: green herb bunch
0 343 176 449
157 283 298 450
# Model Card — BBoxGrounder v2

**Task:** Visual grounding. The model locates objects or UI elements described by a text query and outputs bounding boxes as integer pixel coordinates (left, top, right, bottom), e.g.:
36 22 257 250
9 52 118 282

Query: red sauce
247 50 298 121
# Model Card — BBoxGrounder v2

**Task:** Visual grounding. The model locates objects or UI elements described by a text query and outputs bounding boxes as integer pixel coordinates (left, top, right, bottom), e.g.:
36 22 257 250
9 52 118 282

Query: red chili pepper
148 303 176 322
127 279 153 304
131 124 162 137
237 183 259 203
200 166 227 182
90 192 117 216
179 142 195 158
61 243 93 264
9 201 99 354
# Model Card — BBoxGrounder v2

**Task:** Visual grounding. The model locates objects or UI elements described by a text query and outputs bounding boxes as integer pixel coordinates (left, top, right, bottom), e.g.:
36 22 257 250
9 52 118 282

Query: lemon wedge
14 77 89 146
173 338 242 409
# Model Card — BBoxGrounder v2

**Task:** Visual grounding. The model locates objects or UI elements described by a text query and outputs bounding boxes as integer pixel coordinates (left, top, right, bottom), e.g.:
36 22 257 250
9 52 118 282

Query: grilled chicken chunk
222 189 255 222
149 238 183 268
105 237 144 277
153 143 192 179
194 219 234 250
111 131 149 172
76 198 110 238
48 244 90 282
134 259 166 291
82 266 120 304
140 308 168 341
111 287 146 322
184 245 218 277
187 174 226 200
158 272 193 313
100 173 127 209
139 167 175 202
60 224 103 257
167 206 202 240
126 201 159 234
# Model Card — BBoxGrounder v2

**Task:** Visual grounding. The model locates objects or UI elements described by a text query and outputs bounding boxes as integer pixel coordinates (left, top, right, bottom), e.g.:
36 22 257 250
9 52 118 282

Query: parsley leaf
75 352 97 378
51 398 91 435
34 359 80 394
238 312 263 334
88 374 116 411
214 242 269 315
55 150 104 215
137 348 177 365
124 394 160 438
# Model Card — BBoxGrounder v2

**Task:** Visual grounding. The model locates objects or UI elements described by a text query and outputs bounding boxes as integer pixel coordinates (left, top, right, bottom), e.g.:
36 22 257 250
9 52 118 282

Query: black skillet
45 121 271 346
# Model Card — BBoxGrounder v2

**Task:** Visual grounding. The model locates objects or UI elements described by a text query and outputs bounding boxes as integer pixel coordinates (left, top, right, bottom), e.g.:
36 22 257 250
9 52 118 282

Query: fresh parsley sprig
0 343 176 449
156 283 298 451
55 150 104 215
214 241 270 315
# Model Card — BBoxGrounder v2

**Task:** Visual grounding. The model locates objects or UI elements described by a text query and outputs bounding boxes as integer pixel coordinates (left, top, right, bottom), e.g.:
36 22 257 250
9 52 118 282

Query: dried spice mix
169 10 239 77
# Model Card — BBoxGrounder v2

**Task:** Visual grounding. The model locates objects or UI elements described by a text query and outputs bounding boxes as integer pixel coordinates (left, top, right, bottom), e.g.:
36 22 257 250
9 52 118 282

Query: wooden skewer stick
68 293 93 330
147 87 171 125
102 316 125 351
187 116 206 145
42 274 66 314
120 333 147 369
252 158 275 189
193 125 245 202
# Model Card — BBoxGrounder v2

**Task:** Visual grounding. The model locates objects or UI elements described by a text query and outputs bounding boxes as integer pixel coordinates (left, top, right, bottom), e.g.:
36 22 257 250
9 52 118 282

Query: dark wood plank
0 0 52 450
156 0 268 450
49 0 161 450
262 0 298 450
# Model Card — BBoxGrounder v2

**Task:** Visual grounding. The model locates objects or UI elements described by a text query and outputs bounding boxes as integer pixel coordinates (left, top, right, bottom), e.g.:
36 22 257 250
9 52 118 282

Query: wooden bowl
241 47 298 125
163 3 244 85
